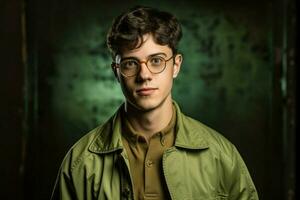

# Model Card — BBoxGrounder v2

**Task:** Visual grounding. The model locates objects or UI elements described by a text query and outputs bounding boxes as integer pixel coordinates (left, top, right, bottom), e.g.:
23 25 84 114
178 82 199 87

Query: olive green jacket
51 103 259 200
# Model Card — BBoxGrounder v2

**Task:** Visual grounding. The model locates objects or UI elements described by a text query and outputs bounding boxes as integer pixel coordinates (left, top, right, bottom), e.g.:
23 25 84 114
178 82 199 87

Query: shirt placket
144 134 165 200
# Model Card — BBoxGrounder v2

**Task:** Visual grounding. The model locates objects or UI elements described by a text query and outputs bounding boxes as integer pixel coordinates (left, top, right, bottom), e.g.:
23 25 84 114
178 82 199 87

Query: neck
124 97 173 140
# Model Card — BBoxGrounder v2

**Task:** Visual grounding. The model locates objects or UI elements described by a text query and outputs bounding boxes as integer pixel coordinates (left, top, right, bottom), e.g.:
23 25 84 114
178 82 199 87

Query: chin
135 100 159 111
130 95 171 112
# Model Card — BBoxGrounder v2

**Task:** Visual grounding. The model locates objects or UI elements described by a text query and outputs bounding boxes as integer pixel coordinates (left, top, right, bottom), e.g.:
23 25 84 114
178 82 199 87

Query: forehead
121 34 172 58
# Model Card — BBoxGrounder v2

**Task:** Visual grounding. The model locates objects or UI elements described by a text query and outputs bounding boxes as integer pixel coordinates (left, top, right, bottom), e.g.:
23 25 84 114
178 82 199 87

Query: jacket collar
89 102 209 154
88 105 124 154
173 102 209 150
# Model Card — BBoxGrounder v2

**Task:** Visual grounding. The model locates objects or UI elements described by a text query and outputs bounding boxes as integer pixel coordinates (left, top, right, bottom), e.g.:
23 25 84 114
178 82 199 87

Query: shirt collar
121 105 176 145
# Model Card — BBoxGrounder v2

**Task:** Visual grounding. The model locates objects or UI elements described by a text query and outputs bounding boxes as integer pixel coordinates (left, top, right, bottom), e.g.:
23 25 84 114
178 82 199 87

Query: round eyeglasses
112 55 174 77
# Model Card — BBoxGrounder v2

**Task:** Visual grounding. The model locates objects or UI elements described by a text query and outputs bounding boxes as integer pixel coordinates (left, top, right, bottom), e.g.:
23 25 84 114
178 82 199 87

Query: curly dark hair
106 6 182 58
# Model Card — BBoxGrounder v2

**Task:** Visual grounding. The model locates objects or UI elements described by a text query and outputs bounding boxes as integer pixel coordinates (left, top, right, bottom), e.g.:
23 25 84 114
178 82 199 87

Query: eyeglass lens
120 56 167 76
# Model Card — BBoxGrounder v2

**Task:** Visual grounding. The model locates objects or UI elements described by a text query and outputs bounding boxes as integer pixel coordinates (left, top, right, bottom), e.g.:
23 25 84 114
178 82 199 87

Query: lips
136 87 158 96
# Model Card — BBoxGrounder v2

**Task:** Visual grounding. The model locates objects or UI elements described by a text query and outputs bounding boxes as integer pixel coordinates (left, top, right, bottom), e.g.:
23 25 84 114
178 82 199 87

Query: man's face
115 34 182 112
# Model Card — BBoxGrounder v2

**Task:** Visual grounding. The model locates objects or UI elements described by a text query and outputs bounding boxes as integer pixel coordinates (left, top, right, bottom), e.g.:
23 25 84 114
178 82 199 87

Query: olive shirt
121 106 176 200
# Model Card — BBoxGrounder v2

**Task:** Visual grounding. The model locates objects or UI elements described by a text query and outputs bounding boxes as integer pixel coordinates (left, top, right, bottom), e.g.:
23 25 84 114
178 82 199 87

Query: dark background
0 0 297 199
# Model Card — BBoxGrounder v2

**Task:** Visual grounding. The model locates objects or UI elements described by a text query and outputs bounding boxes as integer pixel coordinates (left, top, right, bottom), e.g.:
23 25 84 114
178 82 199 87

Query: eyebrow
121 52 167 61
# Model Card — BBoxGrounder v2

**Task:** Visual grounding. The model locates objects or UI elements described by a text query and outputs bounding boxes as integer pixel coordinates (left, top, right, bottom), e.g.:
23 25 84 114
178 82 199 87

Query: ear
173 54 183 78
111 54 122 82
111 63 120 82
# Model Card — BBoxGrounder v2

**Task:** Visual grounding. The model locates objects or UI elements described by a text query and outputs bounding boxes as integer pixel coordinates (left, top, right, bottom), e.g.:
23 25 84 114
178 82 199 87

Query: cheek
158 70 174 90
119 78 134 95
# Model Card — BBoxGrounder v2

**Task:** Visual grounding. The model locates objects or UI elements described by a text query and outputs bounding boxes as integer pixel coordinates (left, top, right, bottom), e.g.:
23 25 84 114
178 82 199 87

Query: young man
51 6 259 200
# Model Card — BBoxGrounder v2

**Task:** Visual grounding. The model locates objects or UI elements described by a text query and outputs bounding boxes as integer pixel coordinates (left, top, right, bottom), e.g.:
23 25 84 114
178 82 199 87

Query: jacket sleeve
228 145 259 200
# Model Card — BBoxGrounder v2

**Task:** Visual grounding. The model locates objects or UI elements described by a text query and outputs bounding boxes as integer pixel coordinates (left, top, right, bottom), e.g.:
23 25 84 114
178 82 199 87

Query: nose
136 62 152 82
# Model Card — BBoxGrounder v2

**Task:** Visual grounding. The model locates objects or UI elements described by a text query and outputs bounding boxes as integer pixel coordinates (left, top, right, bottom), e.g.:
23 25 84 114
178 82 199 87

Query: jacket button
122 187 131 198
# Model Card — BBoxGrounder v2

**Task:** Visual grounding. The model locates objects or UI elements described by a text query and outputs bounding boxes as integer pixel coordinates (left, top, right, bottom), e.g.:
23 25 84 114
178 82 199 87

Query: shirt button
146 160 153 167
160 137 165 146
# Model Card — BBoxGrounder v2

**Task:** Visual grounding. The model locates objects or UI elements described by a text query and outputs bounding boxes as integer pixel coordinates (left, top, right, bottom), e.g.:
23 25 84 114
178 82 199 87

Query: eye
121 60 138 69
149 56 163 66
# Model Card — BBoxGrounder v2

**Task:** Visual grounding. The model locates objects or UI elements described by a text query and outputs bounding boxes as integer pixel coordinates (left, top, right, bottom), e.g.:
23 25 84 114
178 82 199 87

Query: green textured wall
26 0 277 199
49 0 271 137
